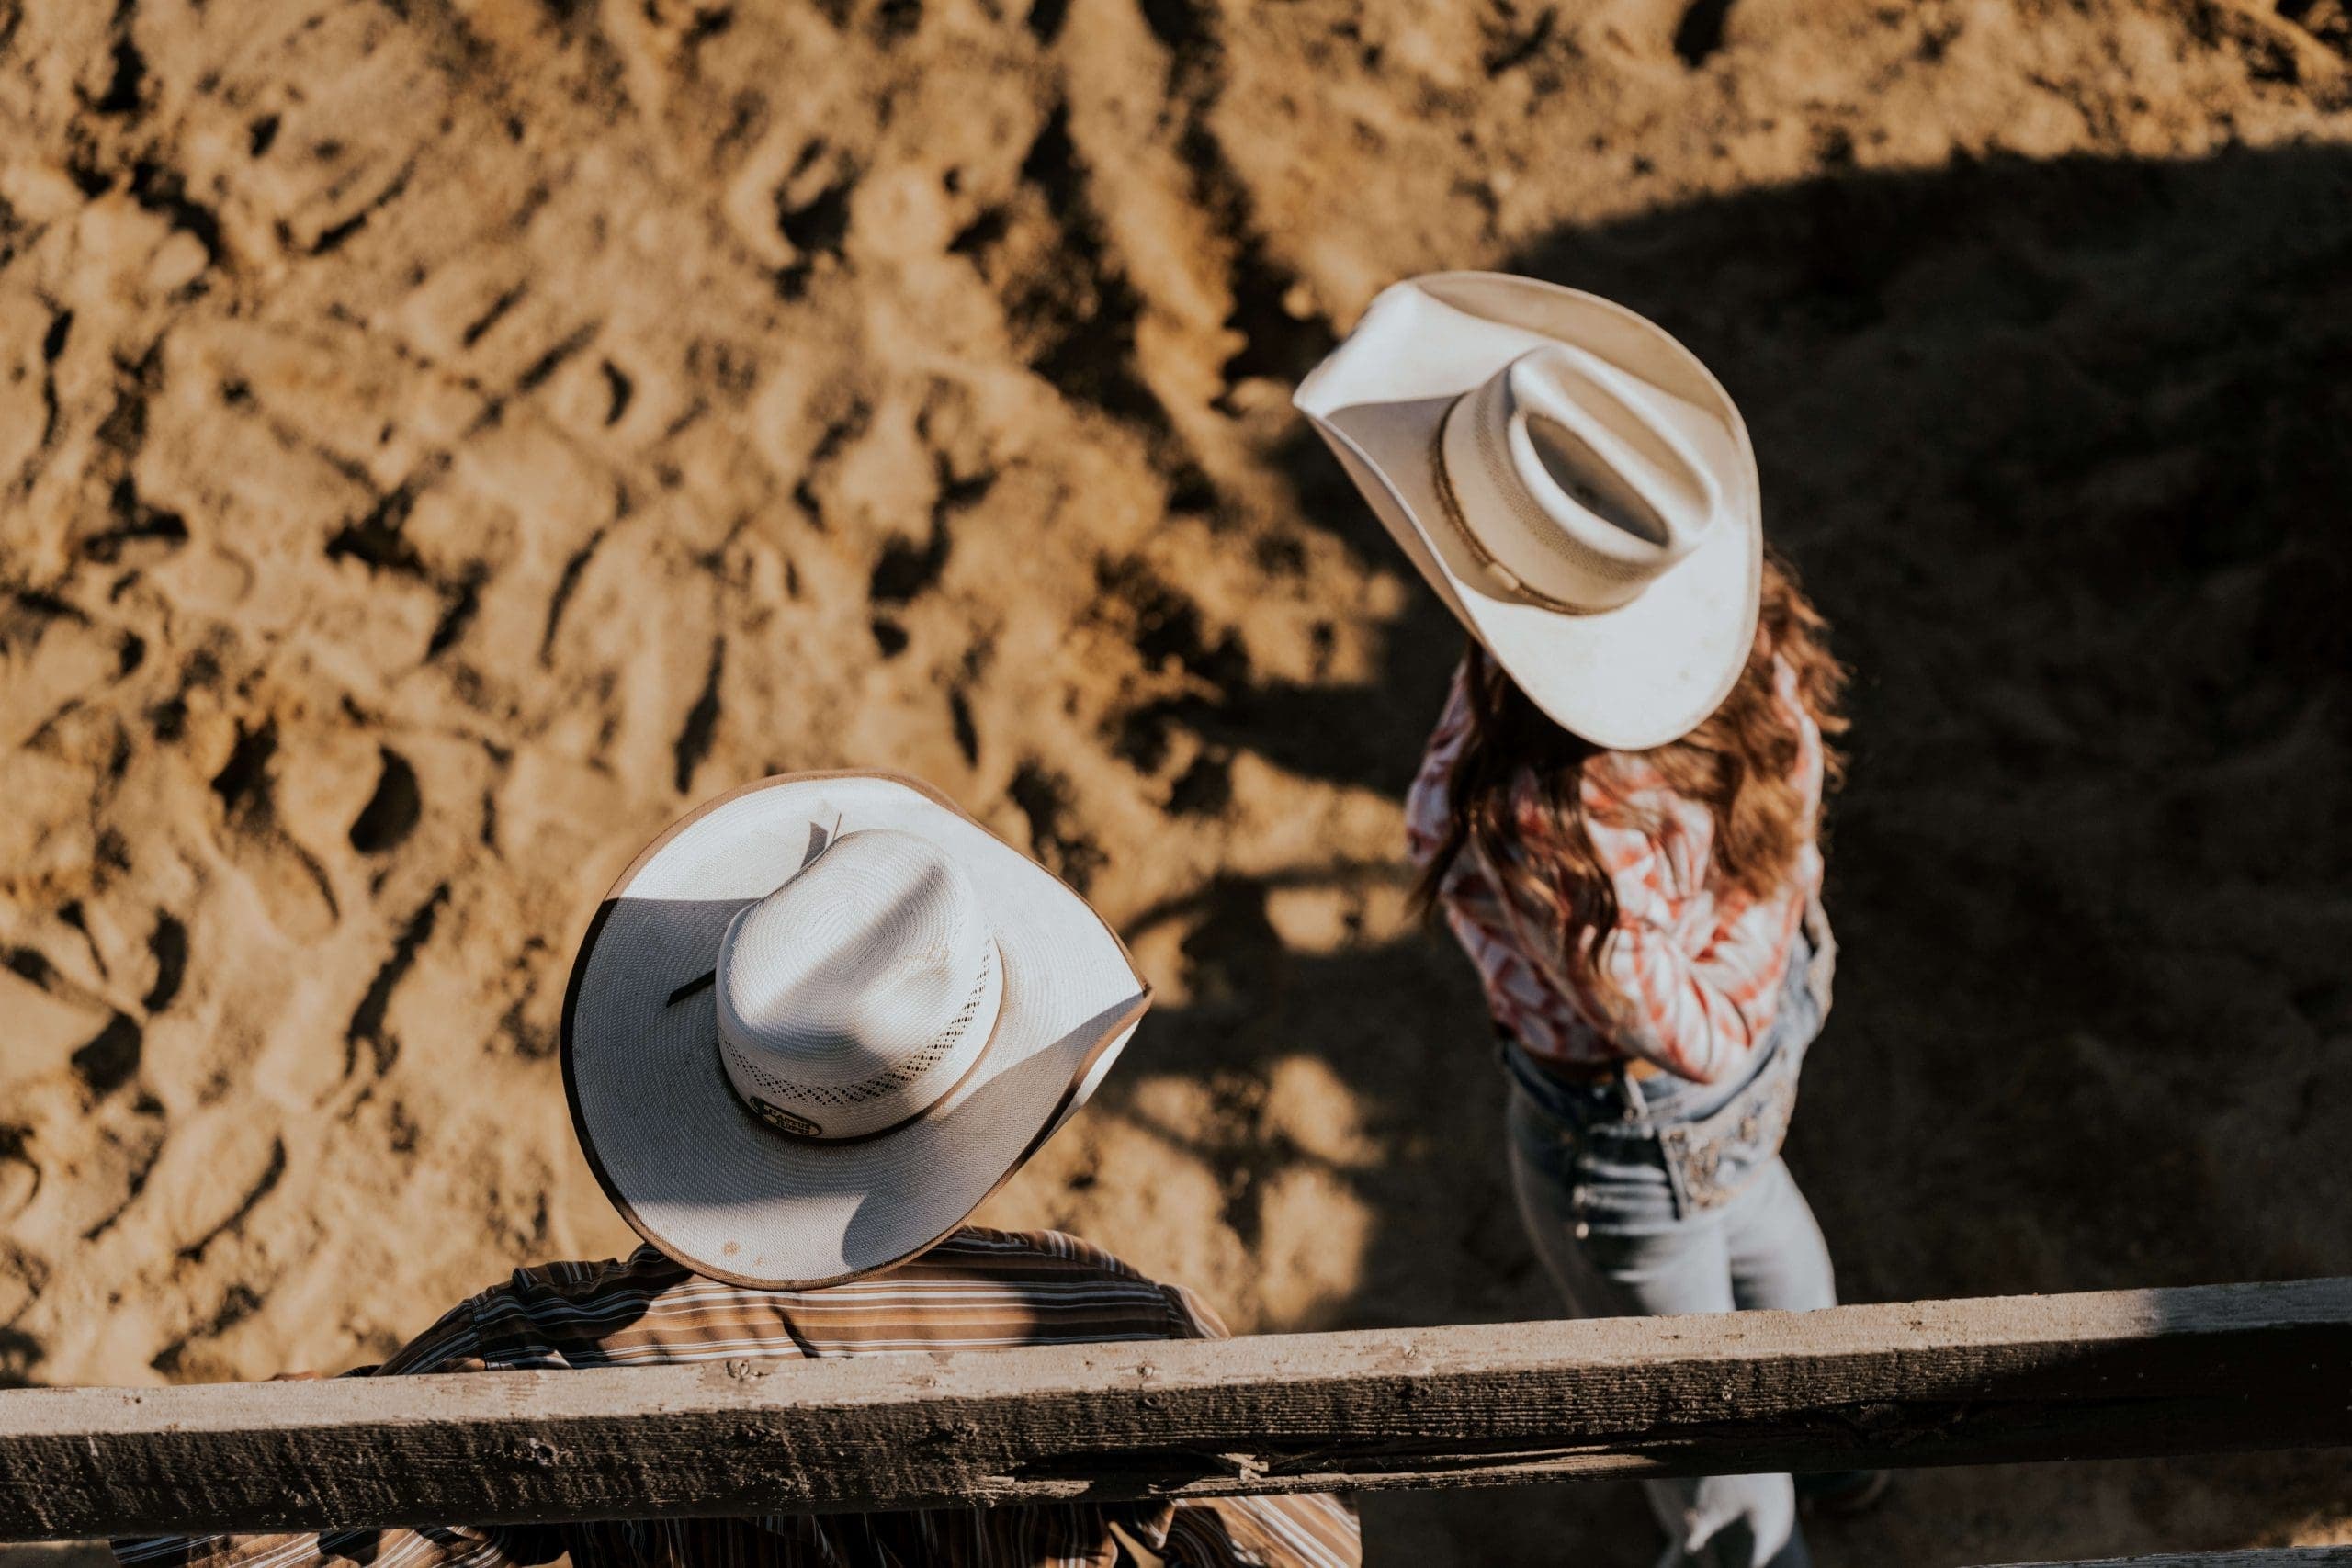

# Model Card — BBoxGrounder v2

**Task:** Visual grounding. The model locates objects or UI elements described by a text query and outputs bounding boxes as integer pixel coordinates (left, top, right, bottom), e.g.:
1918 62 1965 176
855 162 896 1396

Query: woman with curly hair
1297 273 1877 1568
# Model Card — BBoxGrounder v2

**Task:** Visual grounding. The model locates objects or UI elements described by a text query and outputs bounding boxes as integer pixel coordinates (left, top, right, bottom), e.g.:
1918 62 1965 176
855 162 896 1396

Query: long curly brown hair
1414 550 1849 1022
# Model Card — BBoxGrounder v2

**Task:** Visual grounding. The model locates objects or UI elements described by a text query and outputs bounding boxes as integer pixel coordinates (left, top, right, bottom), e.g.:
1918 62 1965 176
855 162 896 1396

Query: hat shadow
514 134 2352 1568
1090 135 2352 1566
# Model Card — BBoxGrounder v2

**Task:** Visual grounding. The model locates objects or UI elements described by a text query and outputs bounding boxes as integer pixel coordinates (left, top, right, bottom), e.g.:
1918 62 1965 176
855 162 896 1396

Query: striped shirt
1405 654 1826 1084
114 1229 1361 1568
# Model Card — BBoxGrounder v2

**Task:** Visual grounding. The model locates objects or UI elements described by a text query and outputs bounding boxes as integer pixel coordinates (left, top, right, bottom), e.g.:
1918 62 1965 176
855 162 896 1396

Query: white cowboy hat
1294 272 1760 750
561 771 1148 1288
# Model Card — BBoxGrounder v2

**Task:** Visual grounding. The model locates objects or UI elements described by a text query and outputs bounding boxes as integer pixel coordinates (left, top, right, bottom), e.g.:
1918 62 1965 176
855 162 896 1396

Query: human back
115 1226 1362 1568
1408 551 1848 1081
113 771 1362 1568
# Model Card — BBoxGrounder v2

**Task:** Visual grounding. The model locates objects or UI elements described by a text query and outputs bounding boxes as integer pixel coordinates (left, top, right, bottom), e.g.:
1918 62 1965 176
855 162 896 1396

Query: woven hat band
715 829 1005 1140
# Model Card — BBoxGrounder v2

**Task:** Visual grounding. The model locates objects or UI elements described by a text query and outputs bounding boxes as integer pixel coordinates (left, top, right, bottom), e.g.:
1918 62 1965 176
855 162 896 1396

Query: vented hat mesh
715 829 1004 1138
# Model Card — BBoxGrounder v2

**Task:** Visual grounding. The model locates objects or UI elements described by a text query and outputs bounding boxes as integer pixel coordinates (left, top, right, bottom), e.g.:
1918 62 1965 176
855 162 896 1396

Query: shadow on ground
1102 138 2352 1566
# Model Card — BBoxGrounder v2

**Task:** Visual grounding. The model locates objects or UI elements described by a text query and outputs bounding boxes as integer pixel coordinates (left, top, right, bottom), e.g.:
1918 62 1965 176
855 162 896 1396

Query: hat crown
715 828 1002 1140
1441 343 1724 614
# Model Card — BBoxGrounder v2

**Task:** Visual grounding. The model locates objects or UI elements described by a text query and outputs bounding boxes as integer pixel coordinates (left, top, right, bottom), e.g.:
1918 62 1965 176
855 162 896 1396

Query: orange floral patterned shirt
1406 656 1826 1084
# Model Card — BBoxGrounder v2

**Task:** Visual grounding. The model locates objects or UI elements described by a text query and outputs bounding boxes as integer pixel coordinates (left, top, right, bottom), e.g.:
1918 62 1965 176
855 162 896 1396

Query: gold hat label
748 1097 823 1138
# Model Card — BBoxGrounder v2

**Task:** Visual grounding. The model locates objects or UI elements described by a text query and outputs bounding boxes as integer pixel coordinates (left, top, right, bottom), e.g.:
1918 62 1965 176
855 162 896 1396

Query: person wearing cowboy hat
1297 275 1880 1568
115 771 1361 1568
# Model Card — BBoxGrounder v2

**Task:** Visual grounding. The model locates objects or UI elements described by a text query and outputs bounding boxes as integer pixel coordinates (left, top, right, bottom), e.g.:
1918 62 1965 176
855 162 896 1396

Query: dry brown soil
5 0 2352 1562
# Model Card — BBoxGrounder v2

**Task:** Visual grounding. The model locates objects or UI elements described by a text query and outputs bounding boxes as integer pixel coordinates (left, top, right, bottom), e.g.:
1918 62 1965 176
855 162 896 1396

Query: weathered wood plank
4 1277 2349 1540
1980 1551 2352 1567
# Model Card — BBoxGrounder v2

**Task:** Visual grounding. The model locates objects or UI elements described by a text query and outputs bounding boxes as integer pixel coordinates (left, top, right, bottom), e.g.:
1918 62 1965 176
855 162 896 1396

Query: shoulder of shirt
474 1228 1160 1294
441 1229 1211 1354
486 1244 694 1309
1578 748 1668 815
902 1228 1225 1334
912 1225 1158 1285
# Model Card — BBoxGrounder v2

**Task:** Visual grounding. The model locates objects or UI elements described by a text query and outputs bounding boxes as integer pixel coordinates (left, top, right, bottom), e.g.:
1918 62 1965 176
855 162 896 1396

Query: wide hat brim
1295 272 1761 750
561 771 1148 1288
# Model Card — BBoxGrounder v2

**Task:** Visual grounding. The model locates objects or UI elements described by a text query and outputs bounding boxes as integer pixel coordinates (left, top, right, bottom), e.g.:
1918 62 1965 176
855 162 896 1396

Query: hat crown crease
714 828 1004 1140
1290 271 1763 750
1511 346 1719 553
1441 344 1725 614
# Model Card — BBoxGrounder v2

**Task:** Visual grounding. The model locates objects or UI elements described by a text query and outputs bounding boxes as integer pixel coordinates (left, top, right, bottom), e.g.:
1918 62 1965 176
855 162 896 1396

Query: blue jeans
1504 942 1835 1568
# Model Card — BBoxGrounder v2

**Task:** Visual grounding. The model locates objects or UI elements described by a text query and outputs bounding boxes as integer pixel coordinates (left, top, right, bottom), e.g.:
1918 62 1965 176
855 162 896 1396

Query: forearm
1601 891 1798 1083
1602 933 1756 1081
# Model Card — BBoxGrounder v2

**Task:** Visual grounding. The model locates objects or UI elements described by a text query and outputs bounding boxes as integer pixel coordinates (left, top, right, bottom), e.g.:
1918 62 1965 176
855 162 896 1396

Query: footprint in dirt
864 382 1000 656
791 393 873 532
954 104 1163 427
149 1281 266 1378
943 639 994 771
347 746 421 855
0 1325 41 1389
775 140 861 299
72 1012 142 1100
341 882 451 1084
1008 761 1106 893
947 685 980 768
673 640 725 795
143 910 187 1014
208 717 338 940
0 1127 40 1226
1092 555 1252 781
866 456 995 656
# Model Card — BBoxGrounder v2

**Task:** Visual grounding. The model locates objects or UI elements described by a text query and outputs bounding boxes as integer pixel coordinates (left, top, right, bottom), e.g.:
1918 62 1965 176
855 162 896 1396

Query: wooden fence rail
3 1277 2349 1541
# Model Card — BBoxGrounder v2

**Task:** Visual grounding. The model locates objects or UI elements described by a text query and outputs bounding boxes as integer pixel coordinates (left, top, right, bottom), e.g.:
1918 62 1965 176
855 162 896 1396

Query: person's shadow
1099 138 2352 1566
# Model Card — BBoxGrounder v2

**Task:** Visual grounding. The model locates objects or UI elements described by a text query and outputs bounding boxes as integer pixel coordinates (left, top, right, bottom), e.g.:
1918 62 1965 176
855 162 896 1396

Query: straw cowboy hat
561 771 1148 1288
1295 272 1761 750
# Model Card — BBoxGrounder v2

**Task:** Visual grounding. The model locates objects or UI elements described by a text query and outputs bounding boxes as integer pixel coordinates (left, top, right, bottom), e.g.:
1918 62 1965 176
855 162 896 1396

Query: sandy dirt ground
5 0 2352 1562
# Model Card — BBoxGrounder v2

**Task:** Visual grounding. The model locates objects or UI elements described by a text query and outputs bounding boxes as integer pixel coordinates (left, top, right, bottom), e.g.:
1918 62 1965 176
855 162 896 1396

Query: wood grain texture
5 1277 2350 1540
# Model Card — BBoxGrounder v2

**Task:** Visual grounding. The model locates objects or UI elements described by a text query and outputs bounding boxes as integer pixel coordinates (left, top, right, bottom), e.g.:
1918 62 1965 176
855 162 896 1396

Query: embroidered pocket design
1656 1059 1799 1213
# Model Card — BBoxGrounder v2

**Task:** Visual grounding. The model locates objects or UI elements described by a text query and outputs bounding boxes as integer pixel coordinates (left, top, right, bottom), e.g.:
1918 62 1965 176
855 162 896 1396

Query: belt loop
1618 1060 1653 1124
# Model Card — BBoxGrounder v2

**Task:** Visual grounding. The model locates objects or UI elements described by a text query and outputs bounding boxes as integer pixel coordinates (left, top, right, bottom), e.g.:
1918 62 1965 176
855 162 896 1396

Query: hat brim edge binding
1295 272 1762 751
560 769 1150 1291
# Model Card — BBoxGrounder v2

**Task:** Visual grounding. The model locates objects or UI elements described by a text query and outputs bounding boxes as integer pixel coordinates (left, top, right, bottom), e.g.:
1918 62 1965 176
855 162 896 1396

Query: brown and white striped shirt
113 1229 1362 1568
